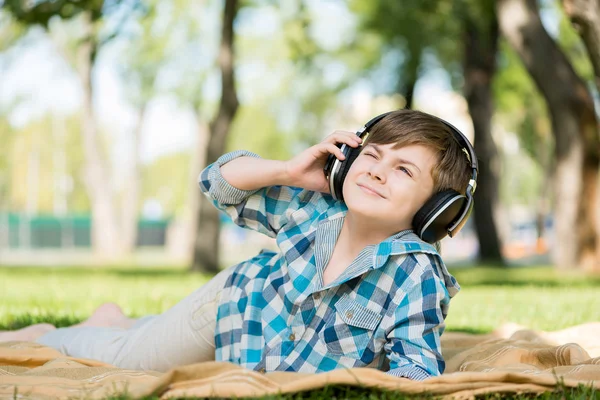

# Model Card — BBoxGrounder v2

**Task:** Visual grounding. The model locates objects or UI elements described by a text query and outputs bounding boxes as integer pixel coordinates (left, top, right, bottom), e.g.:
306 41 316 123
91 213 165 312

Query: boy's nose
368 165 387 182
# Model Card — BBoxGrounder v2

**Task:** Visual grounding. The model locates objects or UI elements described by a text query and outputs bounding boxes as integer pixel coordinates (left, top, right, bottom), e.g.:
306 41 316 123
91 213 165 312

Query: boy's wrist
278 160 298 187
269 160 290 187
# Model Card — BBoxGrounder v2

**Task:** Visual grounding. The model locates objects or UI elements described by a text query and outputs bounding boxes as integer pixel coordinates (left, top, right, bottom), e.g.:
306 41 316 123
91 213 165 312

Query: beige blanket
1 323 598 399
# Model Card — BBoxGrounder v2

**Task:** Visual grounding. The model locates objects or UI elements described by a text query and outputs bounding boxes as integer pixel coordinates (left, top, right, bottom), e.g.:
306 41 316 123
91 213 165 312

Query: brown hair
365 109 472 194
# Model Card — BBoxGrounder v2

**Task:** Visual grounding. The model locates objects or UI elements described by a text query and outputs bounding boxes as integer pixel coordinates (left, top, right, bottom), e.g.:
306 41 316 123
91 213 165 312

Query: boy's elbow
386 364 433 380
198 165 214 193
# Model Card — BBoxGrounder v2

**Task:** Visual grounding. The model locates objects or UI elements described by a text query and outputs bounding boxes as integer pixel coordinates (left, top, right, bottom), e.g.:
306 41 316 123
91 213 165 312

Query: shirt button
314 292 321 300
259 368 266 373
345 311 354 320
289 333 296 341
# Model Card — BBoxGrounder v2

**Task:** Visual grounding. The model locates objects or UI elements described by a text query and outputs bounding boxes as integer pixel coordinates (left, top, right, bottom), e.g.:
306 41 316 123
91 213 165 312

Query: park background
1 1 600 398
0 0 599 334
2 0 599 272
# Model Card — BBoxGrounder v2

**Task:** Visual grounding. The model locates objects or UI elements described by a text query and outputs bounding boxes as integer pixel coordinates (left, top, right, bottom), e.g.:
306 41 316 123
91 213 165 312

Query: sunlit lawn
1 264 599 399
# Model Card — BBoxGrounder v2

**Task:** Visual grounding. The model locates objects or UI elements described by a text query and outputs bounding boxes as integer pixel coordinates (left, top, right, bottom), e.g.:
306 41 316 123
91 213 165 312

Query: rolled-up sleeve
199 150 262 205
198 150 306 238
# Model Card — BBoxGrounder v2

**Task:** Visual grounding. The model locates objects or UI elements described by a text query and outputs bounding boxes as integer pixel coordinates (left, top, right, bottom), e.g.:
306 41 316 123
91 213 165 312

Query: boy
0 109 474 381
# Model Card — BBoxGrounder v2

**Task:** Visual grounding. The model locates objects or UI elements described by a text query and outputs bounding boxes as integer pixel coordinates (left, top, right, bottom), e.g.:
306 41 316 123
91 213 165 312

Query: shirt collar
318 198 458 296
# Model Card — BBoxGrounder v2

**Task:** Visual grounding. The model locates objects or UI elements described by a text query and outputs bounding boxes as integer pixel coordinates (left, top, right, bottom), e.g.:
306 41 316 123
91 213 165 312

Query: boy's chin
345 202 410 229
344 189 386 208
345 204 391 222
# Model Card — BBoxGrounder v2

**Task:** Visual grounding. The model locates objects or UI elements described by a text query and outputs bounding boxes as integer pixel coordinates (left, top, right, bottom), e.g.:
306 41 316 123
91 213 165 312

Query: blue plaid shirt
198 150 461 380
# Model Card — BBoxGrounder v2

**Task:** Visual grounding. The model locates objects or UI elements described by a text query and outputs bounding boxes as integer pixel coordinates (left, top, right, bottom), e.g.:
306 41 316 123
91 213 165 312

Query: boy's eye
364 152 377 158
398 166 412 177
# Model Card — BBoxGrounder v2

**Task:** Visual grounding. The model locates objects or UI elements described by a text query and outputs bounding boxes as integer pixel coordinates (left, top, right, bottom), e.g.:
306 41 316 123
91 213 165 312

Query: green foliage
150 0 220 116
4 113 90 213
492 40 553 208
349 0 472 95
233 1 360 148
141 151 191 217
0 9 26 51
1 0 104 27
227 104 291 160
498 150 544 207
493 1 594 165
281 1 318 65
556 2 594 83
118 0 166 108
0 117 13 208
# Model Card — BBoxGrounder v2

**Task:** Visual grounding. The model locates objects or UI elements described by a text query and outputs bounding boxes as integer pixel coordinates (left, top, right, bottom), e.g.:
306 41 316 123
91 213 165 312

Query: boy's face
342 143 437 234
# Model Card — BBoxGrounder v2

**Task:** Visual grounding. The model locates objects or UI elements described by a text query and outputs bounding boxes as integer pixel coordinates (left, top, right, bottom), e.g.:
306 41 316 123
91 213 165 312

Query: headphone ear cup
333 146 361 201
413 189 466 243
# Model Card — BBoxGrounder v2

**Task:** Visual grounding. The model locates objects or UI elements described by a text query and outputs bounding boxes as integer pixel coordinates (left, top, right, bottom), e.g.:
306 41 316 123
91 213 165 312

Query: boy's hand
284 130 362 193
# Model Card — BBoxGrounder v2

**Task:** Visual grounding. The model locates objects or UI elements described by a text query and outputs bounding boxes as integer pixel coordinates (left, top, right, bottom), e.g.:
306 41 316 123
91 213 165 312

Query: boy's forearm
220 157 291 191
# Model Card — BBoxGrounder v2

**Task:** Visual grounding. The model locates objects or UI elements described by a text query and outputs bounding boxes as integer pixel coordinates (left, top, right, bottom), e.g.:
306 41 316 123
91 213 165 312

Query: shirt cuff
202 150 262 205
386 365 432 381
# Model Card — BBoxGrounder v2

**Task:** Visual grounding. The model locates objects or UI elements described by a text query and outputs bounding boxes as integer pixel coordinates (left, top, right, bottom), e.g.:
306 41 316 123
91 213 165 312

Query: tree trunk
179 117 209 263
535 136 554 254
497 0 600 270
77 12 122 259
121 104 146 253
399 45 421 109
562 0 600 271
562 0 600 94
402 76 417 110
464 8 505 265
191 0 240 273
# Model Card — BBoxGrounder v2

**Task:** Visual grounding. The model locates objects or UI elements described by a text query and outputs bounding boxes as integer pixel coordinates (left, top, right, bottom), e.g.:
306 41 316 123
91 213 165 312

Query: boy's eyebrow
367 143 422 174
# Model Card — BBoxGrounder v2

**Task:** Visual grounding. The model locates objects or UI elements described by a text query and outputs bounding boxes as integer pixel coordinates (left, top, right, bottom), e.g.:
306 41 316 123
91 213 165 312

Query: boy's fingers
325 131 362 146
322 143 346 160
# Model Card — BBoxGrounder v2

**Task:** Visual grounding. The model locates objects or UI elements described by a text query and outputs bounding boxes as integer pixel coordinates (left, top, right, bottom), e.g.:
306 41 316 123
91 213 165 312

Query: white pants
36 267 231 372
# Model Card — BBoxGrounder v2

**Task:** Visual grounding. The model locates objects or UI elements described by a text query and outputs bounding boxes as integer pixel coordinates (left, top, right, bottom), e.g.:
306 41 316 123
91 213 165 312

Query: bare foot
74 303 138 329
0 323 56 343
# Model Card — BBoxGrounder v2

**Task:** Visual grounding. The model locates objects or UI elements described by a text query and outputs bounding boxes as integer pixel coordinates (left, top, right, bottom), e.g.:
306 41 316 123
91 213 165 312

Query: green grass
0 265 211 329
1 264 599 399
445 266 600 333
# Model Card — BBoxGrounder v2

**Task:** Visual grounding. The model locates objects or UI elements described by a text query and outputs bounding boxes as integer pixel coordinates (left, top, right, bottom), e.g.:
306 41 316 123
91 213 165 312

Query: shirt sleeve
384 255 451 380
198 150 308 238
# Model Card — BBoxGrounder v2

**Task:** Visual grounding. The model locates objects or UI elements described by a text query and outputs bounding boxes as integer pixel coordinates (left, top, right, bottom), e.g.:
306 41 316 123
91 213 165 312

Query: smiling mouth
357 184 385 198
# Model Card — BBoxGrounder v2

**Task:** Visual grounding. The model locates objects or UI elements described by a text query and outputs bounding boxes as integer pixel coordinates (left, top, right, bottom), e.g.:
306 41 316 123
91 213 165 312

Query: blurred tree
0 115 11 249
498 0 600 270
6 114 89 215
113 0 218 263
351 1 461 109
191 0 240 273
560 0 600 267
227 105 290 160
0 9 26 51
462 0 505 265
141 152 191 218
2 0 143 259
561 0 600 94
147 0 309 269
0 10 25 215
276 0 355 146
494 41 554 248
117 0 166 253
0 117 12 211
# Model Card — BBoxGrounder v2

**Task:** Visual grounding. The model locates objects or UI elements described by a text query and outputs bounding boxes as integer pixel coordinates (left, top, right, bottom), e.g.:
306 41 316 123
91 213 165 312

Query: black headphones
323 111 478 243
